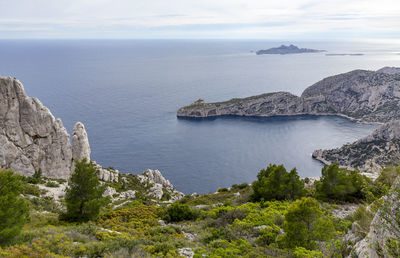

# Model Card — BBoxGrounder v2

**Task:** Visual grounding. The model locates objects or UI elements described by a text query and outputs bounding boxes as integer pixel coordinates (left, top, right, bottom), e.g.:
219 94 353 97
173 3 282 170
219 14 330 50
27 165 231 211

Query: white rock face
138 169 184 201
0 77 73 178
178 248 194 258
72 122 90 161
94 162 119 182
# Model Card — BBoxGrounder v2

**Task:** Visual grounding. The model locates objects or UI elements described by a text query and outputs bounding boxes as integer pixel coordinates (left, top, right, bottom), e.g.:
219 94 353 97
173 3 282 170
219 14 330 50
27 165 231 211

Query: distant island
256 44 325 55
326 53 364 56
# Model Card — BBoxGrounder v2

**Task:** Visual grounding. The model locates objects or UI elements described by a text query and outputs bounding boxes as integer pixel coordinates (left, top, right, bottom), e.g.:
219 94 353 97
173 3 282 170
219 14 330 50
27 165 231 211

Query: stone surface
72 122 90 161
0 77 73 178
138 169 184 201
177 68 400 123
313 120 400 177
178 248 194 258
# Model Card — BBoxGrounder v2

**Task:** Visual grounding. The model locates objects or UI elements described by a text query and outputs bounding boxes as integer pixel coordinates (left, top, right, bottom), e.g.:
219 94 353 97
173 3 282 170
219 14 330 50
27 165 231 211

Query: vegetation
0 170 30 245
315 163 367 202
282 197 335 249
251 164 306 201
165 203 196 222
62 159 107 222
0 163 398 257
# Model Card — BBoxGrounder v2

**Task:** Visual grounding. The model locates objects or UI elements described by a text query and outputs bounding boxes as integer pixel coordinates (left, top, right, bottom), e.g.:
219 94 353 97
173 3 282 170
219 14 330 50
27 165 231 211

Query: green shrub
217 187 228 192
45 181 59 188
21 183 41 196
165 203 195 222
251 164 306 202
293 247 323 257
231 183 249 190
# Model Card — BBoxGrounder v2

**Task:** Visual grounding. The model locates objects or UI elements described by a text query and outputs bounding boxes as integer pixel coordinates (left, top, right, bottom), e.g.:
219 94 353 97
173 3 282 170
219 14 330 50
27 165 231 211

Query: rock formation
313 120 400 177
0 77 73 178
177 68 400 123
138 169 184 201
72 122 91 161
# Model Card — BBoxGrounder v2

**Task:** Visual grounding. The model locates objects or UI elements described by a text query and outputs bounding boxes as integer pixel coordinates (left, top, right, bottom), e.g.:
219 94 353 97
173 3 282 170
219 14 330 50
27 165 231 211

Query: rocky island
255 44 325 55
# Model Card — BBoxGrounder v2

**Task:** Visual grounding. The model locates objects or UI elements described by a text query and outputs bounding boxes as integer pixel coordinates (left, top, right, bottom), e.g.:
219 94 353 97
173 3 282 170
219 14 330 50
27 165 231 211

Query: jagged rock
177 67 400 123
138 169 184 201
313 120 400 177
148 183 164 199
94 162 119 182
72 122 90 161
178 248 194 258
158 220 166 226
351 177 400 257
103 186 117 198
120 190 136 199
0 77 73 178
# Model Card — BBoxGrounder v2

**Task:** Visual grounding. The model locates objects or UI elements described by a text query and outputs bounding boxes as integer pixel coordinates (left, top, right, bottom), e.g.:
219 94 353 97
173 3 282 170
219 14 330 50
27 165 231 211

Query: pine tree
63 158 107 222
0 170 29 245
282 197 335 250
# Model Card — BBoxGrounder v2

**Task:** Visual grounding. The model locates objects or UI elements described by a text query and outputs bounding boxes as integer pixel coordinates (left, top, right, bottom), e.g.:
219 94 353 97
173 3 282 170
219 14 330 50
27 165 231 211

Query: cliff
177 67 400 123
0 77 74 178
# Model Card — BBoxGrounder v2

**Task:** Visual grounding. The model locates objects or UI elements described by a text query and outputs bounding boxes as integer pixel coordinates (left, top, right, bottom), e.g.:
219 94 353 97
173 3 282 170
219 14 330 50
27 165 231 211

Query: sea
0 39 399 194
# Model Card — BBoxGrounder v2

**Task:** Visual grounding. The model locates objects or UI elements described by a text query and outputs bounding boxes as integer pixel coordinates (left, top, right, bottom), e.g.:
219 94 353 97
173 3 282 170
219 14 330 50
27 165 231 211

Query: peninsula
177 67 400 123
178 67 400 178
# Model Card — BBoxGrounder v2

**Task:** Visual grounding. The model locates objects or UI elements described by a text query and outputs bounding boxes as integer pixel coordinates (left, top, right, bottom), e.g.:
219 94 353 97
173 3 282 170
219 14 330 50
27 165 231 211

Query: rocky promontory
178 67 400 123
313 120 400 177
256 44 325 55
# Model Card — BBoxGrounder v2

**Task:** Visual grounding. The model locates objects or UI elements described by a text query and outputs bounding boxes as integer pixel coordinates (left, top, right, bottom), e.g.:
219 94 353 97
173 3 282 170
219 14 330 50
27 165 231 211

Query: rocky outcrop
72 122 90 161
256 44 325 55
312 120 400 177
177 68 400 123
351 177 400 257
0 77 73 178
138 169 184 201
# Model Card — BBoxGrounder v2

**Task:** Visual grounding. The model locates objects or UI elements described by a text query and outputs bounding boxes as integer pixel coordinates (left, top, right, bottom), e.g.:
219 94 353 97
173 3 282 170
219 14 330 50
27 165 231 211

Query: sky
0 0 400 40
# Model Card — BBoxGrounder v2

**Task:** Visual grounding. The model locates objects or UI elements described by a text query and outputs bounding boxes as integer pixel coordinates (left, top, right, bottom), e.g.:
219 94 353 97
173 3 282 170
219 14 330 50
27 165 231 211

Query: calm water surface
0 40 398 193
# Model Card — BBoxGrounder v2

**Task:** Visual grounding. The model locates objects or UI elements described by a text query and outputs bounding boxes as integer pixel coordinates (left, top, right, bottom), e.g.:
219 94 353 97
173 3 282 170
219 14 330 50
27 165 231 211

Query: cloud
0 0 399 39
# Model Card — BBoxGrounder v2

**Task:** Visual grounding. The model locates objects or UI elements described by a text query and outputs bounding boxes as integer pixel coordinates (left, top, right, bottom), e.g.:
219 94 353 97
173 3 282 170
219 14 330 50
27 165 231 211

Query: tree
282 197 335 250
315 163 366 202
63 159 107 222
0 170 30 245
251 164 306 202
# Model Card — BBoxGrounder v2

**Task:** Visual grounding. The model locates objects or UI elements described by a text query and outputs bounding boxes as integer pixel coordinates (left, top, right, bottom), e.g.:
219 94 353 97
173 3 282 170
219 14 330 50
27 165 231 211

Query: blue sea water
0 39 399 194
